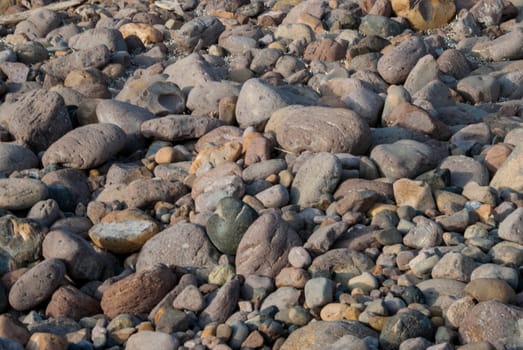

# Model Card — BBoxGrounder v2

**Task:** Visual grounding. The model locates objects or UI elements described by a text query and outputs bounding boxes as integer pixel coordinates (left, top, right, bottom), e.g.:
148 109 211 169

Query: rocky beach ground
0 0 522 349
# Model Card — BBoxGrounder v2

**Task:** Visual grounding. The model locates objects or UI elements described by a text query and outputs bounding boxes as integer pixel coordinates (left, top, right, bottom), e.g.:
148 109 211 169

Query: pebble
0 1 522 349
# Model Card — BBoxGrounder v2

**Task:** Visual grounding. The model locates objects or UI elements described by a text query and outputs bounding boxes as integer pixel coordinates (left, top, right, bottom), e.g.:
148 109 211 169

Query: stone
470 264 519 290
403 216 443 249
136 222 219 275
340 85 384 127
116 74 185 116
15 9 61 38
498 206 523 245
393 178 435 213
304 38 346 62
173 16 225 51
190 142 243 174
164 53 228 92
279 321 378 350
261 286 301 311
42 169 91 211
119 23 163 44
236 212 302 278
26 332 68 350
473 27 523 61
459 301 523 348
187 81 241 117
305 221 349 255
42 229 104 281
291 152 342 209
457 75 500 104
470 0 504 26
142 115 225 142
206 197 258 255
101 264 177 319
417 279 466 312
26 199 62 228
9 259 66 311
243 159 287 182
266 105 371 155
431 252 477 282
192 162 243 198
42 44 110 80
371 140 444 180
308 249 375 283
45 285 101 320
288 246 313 268
95 178 188 210
96 99 154 153
88 209 160 254
380 310 434 350
172 285 206 312
255 184 289 208
125 331 179 350
0 89 71 153
386 102 450 140
404 55 439 95
437 49 471 80
0 144 38 175
42 123 127 170
0 178 48 210
348 272 379 294
464 278 516 303
451 123 492 153
69 28 127 52
0 314 30 345
391 0 456 30
0 338 24 350
377 36 427 84
445 296 476 329
439 155 489 188
276 267 310 288
0 215 46 275
359 14 403 37
491 144 523 192
199 278 241 326
304 277 335 308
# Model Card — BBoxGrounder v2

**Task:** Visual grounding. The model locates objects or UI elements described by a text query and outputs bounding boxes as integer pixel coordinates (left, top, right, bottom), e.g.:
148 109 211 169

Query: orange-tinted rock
46 286 102 320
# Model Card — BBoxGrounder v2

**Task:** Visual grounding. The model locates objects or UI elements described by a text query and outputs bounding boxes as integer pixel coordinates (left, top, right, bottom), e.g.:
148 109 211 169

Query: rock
187 81 241 116
116 74 185 116
274 23 315 43
9 259 66 311
0 338 24 350
308 249 375 283
348 272 379 294
439 155 489 188
288 246 313 269
473 27 523 61
235 212 302 278
457 75 500 104
470 264 519 290
172 285 206 312
304 277 335 308
370 140 444 180
464 278 516 303
96 100 155 153
391 0 456 30
498 207 523 245
26 332 68 350
141 115 224 141
470 0 504 26
125 331 179 350
0 216 46 275
393 178 435 213
291 152 342 209
380 310 434 350
491 144 523 192
403 216 443 249
431 252 478 282
377 36 427 84
459 301 523 348
304 38 346 62
0 89 71 153
242 159 287 182
101 264 176 319
276 267 310 288
192 161 243 198
190 141 243 175
88 209 160 254
451 123 492 153
0 314 30 345
255 184 289 208
164 53 228 92
193 174 244 212
119 23 163 44
15 9 61 39
340 85 384 127
417 279 466 312
42 45 111 80
173 16 225 51
206 197 258 255
95 178 188 209
0 178 48 210
359 14 403 37
42 123 127 170
437 49 471 80
279 321 378 350
404 55 439 96
305 221 349 255
445 296 476 329
136 222 220 274
0 144 38 175
199 278 240 326
265 105 371 155
45 285 101 320
261 286 302 311
68 28 127 52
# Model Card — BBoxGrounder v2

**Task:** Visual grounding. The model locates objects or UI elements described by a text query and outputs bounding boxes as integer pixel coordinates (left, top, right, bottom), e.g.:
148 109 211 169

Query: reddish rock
304 38 346 62
46 286 102 320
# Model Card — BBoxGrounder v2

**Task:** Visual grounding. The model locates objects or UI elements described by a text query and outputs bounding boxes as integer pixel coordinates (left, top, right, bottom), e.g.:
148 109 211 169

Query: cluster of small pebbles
0 0 523 349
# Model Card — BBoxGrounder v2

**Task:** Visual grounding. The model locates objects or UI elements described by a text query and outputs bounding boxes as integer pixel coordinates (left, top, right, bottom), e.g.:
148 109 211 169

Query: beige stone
119 23 163 44
391 0 456 30
393 178 435 213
